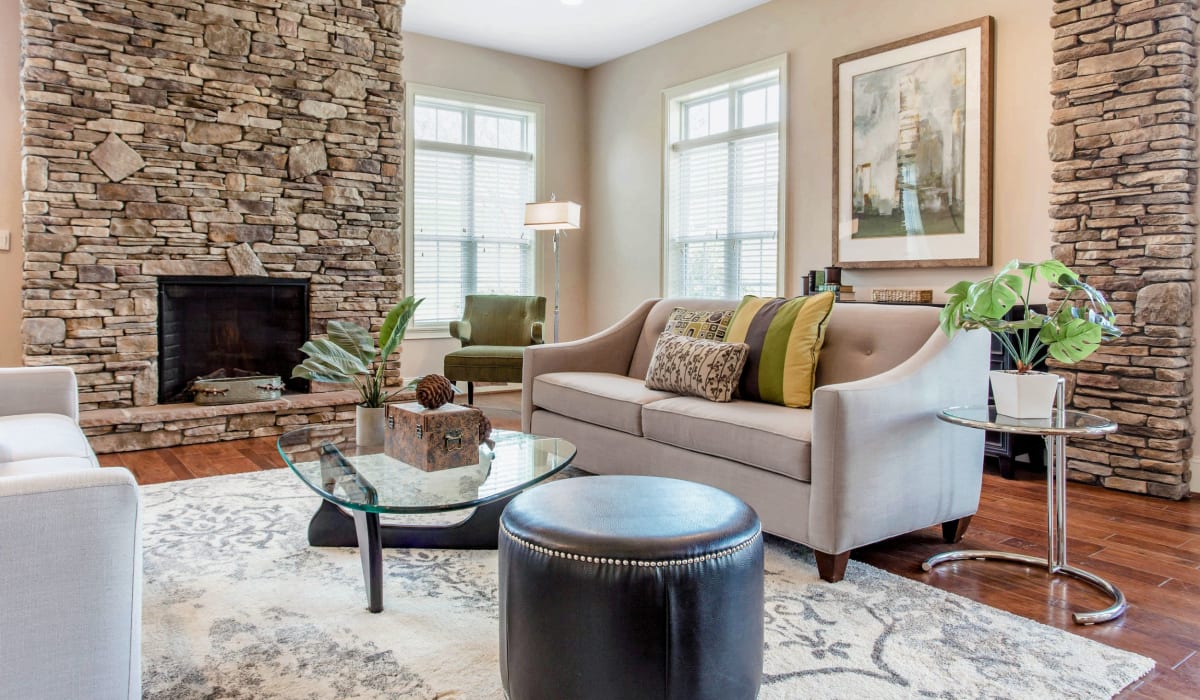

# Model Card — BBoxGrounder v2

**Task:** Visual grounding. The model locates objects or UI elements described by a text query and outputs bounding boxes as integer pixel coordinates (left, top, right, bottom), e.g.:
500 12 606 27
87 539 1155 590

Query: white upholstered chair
0 367 142 700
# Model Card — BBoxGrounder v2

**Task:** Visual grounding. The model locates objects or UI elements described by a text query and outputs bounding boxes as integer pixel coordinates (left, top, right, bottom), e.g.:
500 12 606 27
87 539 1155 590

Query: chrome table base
927 380 1127 625
922 550 1127 625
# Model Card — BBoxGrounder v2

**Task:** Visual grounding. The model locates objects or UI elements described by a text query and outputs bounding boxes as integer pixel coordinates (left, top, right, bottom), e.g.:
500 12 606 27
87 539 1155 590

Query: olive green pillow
724 292 835 408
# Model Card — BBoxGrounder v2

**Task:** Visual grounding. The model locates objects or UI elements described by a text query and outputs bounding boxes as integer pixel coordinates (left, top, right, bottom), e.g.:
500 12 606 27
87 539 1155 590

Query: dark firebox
158 277 310 403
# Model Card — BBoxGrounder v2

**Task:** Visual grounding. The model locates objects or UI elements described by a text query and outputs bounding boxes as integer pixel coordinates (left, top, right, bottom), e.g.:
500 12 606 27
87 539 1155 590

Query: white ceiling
402 0 772 68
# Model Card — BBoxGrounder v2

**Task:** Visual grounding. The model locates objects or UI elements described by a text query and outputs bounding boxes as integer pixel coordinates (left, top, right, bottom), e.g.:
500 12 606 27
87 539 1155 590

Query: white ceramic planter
990 370 1060 419
355 405 387 447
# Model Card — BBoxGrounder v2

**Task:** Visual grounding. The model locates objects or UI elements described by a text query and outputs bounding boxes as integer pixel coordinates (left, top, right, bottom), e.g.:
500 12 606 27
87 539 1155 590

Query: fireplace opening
158 277 310 404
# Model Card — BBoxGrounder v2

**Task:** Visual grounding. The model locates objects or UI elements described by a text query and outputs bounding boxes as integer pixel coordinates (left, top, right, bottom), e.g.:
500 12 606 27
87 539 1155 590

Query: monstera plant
939 259 1120 418
293 296 423 407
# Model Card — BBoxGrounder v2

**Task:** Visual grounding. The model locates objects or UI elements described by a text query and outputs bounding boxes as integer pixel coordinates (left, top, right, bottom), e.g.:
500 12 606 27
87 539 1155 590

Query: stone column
1049 0 1196 498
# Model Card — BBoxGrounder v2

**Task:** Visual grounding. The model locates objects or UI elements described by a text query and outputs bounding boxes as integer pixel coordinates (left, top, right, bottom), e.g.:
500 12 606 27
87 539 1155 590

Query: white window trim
660 54 788 299
404 83 546 338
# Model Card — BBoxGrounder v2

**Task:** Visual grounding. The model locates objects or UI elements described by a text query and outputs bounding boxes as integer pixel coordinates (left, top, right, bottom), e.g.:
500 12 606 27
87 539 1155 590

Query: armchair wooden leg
814 551 850 583
467 381 474 405
941 515 973 544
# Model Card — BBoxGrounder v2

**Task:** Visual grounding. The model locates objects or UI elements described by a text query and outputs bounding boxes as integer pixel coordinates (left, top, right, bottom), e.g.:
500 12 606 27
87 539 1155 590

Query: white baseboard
450 381 520 396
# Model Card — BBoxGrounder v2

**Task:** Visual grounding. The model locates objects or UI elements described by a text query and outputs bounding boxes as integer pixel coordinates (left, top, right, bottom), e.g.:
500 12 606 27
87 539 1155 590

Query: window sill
406 326 455 341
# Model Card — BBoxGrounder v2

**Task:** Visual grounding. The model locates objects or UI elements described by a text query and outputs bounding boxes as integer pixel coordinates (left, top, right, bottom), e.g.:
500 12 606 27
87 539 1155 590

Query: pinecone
475 409 495 449
416 374 455 409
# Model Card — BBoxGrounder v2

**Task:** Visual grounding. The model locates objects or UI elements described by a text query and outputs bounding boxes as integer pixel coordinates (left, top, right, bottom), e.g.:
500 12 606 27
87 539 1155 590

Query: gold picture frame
833 17 994 269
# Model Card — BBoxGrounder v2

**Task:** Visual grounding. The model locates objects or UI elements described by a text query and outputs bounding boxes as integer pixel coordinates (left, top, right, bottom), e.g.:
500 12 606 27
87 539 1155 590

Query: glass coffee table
278 426 576 612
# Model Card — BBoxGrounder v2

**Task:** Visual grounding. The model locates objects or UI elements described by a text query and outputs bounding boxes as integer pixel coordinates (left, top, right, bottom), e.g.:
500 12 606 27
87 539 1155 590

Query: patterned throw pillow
664 308 735 341
644 333 749 403
724 292 836 408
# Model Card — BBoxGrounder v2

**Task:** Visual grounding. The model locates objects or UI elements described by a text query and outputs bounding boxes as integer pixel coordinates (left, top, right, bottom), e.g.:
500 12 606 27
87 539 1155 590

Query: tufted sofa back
626 298 941 388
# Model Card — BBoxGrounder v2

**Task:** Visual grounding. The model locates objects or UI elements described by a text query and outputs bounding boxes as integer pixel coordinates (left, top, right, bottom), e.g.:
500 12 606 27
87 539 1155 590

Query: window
664 57 786 299
407 87 541 327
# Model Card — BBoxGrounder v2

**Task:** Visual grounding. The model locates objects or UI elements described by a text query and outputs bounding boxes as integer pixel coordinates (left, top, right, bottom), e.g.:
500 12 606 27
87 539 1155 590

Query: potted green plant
939 259 1120 419
292 296 423 445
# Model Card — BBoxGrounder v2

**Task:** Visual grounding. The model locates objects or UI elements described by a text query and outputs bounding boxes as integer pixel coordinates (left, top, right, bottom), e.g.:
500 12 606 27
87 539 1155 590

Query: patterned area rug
141 468 1153 699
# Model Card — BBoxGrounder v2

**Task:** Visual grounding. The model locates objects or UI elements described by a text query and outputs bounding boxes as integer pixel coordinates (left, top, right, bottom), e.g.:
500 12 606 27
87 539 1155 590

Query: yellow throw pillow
724 292 835 408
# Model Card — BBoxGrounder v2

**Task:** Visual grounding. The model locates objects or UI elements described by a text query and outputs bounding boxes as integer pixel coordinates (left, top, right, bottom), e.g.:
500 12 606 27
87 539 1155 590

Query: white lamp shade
524 200 581 230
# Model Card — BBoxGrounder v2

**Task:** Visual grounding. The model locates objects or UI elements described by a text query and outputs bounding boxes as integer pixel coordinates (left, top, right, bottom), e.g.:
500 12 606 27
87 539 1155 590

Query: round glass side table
926 380 1124 625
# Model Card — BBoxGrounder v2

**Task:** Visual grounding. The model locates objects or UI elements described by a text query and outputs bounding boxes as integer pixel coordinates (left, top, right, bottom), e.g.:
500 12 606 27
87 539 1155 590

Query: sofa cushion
0 413 97 466
444 344 526 368
645 334 748 402
643 397 812 481
533 372 677 436
725 292 835 408
444 345 527 384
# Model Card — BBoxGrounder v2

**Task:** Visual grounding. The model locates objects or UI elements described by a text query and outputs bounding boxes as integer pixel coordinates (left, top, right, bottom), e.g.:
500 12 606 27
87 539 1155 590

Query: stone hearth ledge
82 389 417 454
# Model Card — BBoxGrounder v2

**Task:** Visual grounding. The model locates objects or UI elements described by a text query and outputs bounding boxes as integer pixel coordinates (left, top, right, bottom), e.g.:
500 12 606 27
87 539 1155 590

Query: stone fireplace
18 0 406 414
157 277 309 403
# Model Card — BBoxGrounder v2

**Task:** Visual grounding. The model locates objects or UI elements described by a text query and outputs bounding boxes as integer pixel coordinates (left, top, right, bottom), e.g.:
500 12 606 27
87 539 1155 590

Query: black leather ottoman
498 475 764 700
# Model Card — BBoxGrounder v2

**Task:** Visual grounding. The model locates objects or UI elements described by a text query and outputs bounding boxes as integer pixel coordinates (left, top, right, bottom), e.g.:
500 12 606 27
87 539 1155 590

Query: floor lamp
524 197 581 343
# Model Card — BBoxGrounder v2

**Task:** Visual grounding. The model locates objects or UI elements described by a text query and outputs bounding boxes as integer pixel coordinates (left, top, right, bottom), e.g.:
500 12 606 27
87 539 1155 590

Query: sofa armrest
0 367 80 421
807 328 991 555
522 299 659 431
449 320 472 345
0 467 141 699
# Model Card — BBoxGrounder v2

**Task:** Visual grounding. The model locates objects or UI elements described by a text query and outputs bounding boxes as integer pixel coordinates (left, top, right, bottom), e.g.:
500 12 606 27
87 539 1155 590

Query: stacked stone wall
19 0 405 410
1049 0 1196 498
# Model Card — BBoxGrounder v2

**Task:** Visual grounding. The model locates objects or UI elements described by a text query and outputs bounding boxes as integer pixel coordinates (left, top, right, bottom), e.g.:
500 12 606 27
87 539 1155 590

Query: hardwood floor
99 391 1199 698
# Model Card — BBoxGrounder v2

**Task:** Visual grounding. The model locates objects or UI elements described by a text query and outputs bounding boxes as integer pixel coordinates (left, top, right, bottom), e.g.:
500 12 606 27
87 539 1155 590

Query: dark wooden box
385 402 480 471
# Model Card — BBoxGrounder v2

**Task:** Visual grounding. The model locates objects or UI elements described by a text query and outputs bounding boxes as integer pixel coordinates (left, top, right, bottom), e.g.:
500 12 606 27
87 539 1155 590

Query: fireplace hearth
158 277 310 404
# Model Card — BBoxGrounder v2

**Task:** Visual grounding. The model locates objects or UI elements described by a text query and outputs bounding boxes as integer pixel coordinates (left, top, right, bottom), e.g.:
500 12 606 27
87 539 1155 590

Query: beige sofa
522 299 991 581
0 367 142 699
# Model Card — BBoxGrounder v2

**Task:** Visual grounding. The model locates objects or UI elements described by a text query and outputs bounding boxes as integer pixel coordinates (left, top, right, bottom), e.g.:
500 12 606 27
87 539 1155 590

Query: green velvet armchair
444 295 547 404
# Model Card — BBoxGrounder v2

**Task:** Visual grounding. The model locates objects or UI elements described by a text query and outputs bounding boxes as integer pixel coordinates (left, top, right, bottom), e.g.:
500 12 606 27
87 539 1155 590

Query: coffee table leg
352 510 383 613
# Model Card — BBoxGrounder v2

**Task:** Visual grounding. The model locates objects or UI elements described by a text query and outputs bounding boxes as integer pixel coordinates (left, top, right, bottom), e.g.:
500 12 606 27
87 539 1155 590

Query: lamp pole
524 197 579 345
552 228 561 343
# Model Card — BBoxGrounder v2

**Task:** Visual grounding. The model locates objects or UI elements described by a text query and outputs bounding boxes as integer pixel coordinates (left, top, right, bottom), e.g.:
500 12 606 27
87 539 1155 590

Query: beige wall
0 2 22 367
399 32 589 379
584 0 1053 329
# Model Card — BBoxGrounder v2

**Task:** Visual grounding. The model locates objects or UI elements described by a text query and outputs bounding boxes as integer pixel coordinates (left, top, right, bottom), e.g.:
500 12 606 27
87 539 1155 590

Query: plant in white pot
940 259 1120 419
292 296 422 446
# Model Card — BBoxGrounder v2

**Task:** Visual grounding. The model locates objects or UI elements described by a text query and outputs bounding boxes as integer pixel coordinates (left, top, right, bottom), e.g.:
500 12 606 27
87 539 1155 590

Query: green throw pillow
724 292 835 408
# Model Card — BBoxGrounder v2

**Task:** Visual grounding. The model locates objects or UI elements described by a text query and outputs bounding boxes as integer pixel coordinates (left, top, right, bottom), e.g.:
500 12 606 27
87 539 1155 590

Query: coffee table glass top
278 426 576 515
939 406 1117 437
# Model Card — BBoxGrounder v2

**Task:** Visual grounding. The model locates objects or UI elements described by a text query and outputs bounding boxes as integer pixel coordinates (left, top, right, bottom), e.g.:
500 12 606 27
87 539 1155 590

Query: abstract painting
834 18 993 269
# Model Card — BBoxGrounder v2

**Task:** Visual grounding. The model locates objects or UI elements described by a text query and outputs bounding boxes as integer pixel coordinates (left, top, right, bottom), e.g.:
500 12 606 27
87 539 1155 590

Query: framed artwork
833 17 993 269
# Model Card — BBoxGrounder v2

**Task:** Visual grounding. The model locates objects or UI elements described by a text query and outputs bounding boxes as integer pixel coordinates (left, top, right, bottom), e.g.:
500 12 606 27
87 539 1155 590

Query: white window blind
666 68 783 299
411 94 537 326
